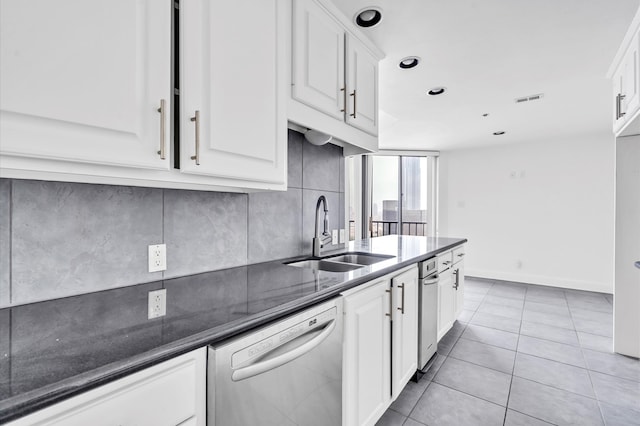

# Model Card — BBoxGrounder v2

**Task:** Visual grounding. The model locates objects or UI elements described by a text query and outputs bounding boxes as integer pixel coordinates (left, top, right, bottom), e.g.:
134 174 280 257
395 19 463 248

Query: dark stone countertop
0 235 466 423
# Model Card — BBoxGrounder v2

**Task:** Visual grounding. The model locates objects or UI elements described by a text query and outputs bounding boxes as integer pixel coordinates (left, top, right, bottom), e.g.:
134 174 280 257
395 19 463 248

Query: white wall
438 134 615 293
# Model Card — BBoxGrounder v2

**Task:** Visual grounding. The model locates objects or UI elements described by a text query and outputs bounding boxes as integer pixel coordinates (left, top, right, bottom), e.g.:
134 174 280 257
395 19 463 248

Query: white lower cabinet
342 265 419 426
437 266 455 341
390 267 418 401
8 348 207 426
437 245 466 341
343 277 391 426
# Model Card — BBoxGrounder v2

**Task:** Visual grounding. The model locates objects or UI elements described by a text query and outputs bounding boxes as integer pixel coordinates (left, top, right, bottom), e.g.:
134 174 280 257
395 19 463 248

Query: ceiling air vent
515 93 544 103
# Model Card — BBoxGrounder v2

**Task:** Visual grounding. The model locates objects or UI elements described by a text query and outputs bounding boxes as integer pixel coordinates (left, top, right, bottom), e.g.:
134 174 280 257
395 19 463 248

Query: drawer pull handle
190 110 200 165
340 87 346 113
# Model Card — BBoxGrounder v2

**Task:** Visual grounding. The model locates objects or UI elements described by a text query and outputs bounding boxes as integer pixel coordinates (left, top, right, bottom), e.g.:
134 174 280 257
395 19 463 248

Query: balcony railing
349 220 429 240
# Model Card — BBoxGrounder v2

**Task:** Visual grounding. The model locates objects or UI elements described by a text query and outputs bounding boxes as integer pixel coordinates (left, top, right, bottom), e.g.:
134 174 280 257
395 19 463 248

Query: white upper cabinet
610 8 640 136
1 0 287 192
0 0 171 170
292 0 345 120
345 34 378 136
180 0 287 187
289 0 384 155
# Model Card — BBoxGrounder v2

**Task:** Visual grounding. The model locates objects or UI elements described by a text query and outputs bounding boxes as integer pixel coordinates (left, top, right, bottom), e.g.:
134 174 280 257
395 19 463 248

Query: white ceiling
333 0 640 151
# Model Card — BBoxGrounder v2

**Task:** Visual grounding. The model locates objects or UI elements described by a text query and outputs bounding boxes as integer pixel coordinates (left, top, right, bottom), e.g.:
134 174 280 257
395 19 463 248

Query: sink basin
286 259 363 272
324 253 395 266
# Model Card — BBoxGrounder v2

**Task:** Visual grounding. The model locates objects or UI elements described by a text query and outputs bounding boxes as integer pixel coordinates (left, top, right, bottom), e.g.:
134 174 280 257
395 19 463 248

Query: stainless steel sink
324 253 394 266
286 259 363 272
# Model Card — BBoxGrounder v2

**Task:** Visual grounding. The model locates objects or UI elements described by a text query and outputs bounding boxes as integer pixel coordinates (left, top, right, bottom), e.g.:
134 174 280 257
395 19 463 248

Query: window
346 153 438 241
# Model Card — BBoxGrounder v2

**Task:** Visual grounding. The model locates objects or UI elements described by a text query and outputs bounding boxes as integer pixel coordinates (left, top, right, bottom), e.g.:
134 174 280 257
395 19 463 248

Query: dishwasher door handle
422 276 439 285
232 319 336 382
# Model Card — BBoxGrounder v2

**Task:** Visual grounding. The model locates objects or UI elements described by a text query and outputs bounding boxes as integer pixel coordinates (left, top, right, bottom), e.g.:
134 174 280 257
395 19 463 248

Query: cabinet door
345 34 378 136
8 348 207 426
613 65 627 133
454 262 465 319
292 0 346 120
180 0 287 186
343 279 391 426
0 0 171 170
621 34 640 122
437 270 455 341
614 137 640 358
391 267 418 401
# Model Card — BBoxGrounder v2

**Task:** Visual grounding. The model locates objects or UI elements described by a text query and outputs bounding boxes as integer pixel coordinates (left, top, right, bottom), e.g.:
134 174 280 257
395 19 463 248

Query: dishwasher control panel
231 307 336 368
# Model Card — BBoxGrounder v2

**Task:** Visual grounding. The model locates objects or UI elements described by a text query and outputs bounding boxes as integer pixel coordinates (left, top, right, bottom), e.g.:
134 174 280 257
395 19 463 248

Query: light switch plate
339 229 345 243
148 244 166 272
332 229 338 245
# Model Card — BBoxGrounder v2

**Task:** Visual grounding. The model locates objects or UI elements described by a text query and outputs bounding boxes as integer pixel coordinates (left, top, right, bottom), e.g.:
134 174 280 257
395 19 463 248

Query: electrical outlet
332 229 338 245
339 229 345 243
148 244 167 272
148 289 166 319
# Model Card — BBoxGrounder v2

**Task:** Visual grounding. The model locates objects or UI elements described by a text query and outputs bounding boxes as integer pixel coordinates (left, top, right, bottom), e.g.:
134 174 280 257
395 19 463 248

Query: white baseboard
466 269 613 294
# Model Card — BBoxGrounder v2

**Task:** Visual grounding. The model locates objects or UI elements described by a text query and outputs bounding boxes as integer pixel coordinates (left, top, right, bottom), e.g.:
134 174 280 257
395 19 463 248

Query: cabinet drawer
437 251 453 273
452 245 466 265
9 349 206 426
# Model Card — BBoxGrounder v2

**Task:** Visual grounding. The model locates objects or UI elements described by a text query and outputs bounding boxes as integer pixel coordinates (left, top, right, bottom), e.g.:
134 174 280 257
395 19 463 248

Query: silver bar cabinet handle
385 288 392 317
190 110 200 165
350 90 357 118
157 99 166 160
397 284 405 314
340 87 346 113
617 93 626 119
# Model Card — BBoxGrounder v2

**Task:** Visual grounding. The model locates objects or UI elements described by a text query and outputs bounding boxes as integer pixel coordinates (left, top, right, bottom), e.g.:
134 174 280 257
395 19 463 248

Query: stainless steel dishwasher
417 257 438 374
209 297 343 426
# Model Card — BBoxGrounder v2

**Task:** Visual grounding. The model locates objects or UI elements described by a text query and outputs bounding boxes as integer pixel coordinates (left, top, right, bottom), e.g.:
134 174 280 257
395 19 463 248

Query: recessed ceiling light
428 87 446 96
482 113 489 117
354 7 382 28
399 56 420 69
493 131 505 135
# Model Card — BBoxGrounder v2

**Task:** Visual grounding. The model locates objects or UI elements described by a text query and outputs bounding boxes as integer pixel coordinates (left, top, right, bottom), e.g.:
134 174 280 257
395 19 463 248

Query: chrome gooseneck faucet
313 195 332 257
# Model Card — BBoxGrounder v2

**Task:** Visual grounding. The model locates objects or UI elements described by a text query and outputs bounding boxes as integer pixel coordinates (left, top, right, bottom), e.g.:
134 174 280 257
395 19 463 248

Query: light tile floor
376 278 640 426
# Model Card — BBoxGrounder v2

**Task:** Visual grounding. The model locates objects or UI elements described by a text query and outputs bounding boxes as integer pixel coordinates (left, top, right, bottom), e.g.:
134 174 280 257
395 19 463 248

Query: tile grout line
567 293 608 426
430 379 507 411
507 408 559 426
503 283 526 425
8 179 12 306
161 189 165 282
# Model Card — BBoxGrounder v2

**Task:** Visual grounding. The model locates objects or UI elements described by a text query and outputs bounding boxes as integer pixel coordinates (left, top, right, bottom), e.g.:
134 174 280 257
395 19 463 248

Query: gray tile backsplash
302 141 342 191
163 189 248 279
11 181 163 305
287 130 304 189
248 188 302 264
0 130 344 306
0 180 10 308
